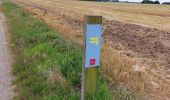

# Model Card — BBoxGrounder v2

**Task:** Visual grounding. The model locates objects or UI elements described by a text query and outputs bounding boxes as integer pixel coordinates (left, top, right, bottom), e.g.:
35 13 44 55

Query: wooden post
81 16 102 100
81 16 87 100
85 67 98 94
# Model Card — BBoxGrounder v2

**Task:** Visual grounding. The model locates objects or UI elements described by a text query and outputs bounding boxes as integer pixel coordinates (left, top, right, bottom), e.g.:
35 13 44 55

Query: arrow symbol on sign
90 37 98 45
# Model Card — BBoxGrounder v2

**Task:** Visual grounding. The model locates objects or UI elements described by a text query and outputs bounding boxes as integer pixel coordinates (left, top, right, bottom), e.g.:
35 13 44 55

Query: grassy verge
1 1 113 100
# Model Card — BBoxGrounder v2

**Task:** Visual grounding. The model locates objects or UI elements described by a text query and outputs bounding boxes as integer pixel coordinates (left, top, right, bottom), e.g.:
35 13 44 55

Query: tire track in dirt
0 1 12 100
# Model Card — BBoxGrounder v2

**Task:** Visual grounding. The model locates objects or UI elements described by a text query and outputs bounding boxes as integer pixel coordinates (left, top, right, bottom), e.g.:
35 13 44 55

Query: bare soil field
12 0 170 99
15 0 170 32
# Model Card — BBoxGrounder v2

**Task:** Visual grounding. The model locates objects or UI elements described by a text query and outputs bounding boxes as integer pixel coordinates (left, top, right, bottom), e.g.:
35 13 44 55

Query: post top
86 16 102 24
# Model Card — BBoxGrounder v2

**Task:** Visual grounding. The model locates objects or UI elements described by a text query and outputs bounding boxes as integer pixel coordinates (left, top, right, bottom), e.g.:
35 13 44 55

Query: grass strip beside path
1 1 112 100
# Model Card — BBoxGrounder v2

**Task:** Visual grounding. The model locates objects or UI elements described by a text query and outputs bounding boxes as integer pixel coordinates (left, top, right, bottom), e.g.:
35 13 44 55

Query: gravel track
0 2 12 100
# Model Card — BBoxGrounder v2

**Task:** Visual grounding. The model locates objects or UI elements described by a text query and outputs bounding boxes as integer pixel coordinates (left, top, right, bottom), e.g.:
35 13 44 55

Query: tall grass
1 1 113 99
13 0 170 99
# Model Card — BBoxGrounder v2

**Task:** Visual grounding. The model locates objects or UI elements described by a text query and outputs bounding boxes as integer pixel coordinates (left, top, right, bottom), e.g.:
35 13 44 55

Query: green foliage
86 82 112 100
154 0 160 4
141 0 160 4
1 1 116 100
2 1 81 99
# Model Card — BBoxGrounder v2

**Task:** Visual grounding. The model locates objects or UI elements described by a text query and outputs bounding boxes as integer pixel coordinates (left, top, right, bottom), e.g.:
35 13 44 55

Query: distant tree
82 0 119 2
154 0 160 4
162 2 170 5
142 0 151 4
142 0 160 4
80 0 98 1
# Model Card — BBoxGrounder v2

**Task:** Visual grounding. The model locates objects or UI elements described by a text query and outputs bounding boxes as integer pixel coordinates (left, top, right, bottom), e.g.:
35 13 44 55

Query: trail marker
81 16 102 100
85 24 102 68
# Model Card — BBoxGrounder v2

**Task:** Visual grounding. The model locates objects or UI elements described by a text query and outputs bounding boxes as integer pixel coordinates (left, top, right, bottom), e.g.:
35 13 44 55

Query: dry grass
12 0 170 99
24 6 170 99
16 0 170 32
101 44 170 99
47 69 66 85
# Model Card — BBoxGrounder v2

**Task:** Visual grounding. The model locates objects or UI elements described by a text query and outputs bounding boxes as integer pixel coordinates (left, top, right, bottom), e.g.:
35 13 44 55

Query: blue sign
85 24 102 68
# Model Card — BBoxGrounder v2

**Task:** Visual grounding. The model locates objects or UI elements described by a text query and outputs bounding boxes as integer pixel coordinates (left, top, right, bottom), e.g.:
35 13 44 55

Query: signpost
81 16 102 100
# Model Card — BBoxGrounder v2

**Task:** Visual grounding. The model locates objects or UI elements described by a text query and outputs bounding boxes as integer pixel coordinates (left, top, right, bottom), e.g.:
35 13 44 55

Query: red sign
90 59 96 65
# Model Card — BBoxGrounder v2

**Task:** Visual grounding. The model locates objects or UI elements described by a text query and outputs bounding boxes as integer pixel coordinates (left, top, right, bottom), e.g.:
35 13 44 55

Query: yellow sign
90 37 98 45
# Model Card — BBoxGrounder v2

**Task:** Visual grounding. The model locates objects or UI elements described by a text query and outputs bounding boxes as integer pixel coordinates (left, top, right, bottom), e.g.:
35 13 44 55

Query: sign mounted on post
81 16 102 100
84 16 102 68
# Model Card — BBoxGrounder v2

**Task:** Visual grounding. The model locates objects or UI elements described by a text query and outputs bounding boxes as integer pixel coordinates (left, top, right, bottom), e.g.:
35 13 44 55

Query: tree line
141 0 160 4
81 0 170 4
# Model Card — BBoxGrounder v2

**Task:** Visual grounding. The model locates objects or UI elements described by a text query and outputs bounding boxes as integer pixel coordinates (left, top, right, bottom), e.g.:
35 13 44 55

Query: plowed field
12 0 170 99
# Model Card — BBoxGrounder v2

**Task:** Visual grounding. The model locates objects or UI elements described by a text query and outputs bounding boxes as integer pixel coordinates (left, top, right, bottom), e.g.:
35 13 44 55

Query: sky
127 0 170 3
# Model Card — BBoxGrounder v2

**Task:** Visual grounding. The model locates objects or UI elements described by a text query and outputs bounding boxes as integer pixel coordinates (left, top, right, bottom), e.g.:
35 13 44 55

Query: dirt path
0 2 12 100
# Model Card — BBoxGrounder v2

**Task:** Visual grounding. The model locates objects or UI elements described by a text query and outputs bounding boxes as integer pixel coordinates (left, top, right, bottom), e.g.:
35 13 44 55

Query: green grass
1 1 137 100
1 1 114 100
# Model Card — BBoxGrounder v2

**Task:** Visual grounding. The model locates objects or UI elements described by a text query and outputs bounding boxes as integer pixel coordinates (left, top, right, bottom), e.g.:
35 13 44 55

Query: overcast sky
127 0 170 3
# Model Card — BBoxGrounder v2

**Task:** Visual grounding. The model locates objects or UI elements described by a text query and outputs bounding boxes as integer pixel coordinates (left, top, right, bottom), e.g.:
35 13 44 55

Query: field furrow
12 0 170 99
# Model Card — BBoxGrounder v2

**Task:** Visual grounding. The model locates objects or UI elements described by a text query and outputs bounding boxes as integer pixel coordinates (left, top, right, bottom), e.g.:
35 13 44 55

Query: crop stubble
13 0 170 99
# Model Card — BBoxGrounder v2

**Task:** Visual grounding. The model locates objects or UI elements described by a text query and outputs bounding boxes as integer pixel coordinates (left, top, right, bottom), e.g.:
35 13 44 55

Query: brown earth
103 20 170 68
16 0 170 32
15 0 170 68
12 0 170 99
